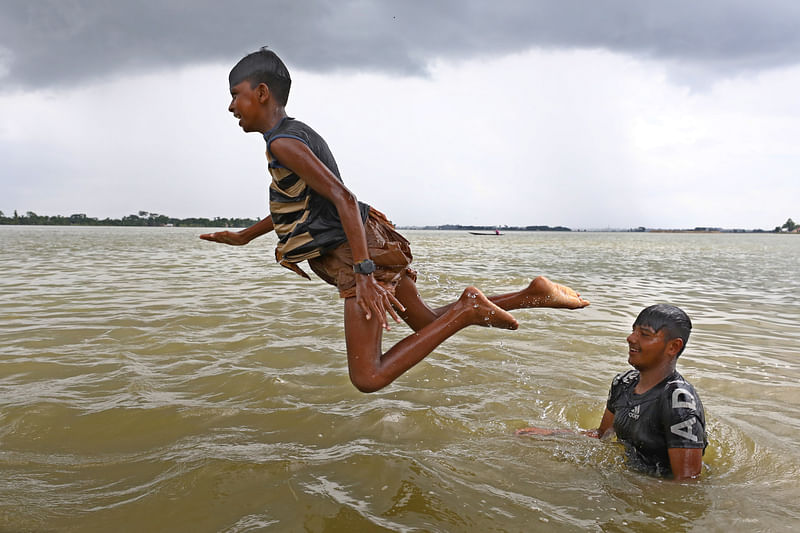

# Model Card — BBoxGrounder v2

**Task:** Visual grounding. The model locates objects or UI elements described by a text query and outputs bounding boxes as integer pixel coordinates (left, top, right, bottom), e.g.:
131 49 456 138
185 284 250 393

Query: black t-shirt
606 369 707 476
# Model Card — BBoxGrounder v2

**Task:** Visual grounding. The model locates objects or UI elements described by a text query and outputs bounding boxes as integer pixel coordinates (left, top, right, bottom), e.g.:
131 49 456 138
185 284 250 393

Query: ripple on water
1 227 799 531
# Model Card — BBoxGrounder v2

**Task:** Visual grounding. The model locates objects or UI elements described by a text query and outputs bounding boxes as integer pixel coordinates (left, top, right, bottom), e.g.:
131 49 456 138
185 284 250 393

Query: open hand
199 230 249 246
355 274 405 330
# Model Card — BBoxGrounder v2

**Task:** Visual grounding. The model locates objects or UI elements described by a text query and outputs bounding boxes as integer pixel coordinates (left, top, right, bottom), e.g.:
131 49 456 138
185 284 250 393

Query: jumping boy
201 48 590 393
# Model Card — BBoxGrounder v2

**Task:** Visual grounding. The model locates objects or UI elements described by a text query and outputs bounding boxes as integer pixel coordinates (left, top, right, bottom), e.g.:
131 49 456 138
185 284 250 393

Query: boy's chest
612 390 665 446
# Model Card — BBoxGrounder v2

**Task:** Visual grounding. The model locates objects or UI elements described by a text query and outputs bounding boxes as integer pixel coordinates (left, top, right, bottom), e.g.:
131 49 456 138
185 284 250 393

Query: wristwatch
352 258 376 275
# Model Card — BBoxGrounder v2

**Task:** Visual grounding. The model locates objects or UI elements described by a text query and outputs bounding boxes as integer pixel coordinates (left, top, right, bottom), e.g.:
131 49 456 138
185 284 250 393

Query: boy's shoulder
611 369 639 388
661 371 702 403
264 117 340 176
264 117 332 153
265 117 316 140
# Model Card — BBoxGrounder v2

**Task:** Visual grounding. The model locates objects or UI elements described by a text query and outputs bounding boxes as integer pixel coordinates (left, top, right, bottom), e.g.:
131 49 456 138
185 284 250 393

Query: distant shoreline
1 212 795 234
0 211 259 228
398 225 782 234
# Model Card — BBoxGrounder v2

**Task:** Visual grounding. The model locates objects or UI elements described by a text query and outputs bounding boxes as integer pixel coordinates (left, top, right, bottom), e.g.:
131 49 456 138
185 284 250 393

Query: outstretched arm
515 408 615 439
268 137 404 329
200 215 274 245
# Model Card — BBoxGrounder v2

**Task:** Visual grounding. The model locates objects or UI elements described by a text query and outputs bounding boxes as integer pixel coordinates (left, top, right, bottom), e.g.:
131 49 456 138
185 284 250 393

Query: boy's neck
262 107 288 133
635 362 677 394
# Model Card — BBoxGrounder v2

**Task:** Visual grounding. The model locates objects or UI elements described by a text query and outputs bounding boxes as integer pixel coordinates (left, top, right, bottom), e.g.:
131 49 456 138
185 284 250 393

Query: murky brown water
1 226 798 532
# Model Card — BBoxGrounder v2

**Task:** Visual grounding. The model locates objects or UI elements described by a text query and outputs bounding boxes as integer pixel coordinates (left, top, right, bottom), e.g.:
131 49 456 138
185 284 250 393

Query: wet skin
517 323 703 480
204 77 591 393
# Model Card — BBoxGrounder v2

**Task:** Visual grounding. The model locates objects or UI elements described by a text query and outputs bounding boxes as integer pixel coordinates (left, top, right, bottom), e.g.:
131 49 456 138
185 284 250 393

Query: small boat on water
468 230 503 236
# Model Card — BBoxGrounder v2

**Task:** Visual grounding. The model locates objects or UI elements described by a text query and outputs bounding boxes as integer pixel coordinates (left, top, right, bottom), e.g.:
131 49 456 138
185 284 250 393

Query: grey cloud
2 0 800 89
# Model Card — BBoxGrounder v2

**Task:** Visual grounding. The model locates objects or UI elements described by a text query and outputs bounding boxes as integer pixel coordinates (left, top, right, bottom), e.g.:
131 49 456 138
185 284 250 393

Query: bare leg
345 286 518 392
489 276 590 310
392 274 439 332
427 275 589 320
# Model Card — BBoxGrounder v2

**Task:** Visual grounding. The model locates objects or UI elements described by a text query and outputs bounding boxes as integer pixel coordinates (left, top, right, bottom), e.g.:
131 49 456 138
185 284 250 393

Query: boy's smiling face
228 80 266 132
626 325 678 371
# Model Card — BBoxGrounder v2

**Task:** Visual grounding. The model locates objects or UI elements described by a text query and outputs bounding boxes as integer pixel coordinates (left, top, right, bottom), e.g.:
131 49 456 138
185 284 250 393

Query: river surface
1 226 798 532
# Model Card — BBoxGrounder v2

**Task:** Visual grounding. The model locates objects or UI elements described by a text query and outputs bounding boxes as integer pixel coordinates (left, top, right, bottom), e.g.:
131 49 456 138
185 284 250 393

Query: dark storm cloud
2 0 800 89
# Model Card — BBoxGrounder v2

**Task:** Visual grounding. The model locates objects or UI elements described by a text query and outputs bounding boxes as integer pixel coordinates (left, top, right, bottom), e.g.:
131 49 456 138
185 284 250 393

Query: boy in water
517 304 707 480
201 48 589 392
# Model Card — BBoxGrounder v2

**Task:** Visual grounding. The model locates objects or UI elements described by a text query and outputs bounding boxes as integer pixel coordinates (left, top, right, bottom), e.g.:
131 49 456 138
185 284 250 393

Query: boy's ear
666 337 684 358
255 83 271 103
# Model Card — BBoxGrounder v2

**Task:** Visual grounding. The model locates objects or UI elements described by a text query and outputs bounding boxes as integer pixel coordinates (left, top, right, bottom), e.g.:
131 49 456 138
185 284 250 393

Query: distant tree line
402 224 572 232
2 210 795 233
0 210 260 228
775 217 798 233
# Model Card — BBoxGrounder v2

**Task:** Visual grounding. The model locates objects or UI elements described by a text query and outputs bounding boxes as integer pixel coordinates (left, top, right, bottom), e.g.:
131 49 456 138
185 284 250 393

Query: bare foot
458 286 519 329
522 276 590 309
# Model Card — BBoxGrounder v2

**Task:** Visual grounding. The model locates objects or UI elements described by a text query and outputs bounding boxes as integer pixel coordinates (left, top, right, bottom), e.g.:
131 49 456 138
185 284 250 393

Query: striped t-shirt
263 118 370 276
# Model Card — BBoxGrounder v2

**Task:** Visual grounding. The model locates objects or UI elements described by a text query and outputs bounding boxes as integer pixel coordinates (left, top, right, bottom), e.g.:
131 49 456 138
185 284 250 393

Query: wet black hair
229 47 291 106
633 304 692 357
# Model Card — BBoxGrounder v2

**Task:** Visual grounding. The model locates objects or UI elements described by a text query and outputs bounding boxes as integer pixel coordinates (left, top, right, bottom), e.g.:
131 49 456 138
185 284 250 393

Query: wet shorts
308 208 416 298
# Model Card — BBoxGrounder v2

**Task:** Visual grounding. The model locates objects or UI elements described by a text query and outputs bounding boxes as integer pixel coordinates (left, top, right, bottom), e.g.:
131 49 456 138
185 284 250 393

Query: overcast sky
2 0 799 229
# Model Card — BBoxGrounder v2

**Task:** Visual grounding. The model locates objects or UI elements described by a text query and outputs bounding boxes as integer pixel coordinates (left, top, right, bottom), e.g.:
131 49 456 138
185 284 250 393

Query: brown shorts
308 208 416 298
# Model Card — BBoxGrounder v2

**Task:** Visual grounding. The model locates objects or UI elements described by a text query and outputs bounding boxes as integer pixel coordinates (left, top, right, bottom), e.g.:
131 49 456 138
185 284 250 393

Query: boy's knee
349 371 384 393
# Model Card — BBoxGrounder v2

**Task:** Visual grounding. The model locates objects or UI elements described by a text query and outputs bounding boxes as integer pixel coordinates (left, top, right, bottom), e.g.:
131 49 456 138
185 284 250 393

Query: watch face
354 259 375 274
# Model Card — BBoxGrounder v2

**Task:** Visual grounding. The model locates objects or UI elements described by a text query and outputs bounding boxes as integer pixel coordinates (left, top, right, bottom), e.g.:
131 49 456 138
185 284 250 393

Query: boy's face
626 325 680 371
228 81 265 132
